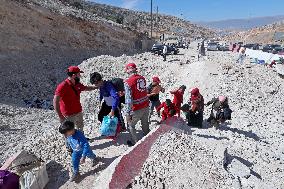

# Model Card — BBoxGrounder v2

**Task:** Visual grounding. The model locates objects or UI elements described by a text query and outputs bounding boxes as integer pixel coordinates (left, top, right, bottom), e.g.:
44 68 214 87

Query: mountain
223 20 284 44
199 15 284 31
83 1 214 38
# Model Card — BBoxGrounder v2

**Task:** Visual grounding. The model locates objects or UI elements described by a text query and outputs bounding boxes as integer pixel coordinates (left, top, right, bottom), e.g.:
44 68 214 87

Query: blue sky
90 0 284 22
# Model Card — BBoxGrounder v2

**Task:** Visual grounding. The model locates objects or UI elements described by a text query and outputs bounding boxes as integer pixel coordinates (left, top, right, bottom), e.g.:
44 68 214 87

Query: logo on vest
137 78 146 92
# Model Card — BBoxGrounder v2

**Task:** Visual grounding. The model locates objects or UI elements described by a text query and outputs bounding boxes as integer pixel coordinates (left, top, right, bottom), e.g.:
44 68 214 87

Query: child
180 104 191 126
59 121 97 182
170 85 186 117
157 99 177 121
147 76 165 120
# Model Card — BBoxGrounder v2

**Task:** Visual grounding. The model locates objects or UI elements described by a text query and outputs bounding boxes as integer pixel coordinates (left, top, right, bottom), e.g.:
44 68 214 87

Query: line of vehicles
151 44 180 55
206 41 284 55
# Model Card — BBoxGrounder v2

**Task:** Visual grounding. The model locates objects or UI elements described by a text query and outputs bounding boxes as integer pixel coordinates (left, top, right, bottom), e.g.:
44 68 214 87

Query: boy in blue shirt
59 121 97 182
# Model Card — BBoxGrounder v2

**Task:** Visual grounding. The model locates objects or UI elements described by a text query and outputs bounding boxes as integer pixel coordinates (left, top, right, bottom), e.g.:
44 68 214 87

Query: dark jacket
207 98 229 111
99 81 120 110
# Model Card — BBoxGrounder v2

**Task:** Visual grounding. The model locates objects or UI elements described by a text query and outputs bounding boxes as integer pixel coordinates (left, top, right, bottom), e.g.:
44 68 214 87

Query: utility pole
156 6 158 38
150 0 153 39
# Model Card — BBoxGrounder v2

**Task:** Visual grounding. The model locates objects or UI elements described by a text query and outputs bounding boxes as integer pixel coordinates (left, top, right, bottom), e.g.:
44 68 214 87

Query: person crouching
59 121 97 182
156 99 177 122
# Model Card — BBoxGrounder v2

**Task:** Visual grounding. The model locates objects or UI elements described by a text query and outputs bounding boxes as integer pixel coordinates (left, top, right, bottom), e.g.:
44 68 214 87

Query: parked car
151 44 163 54
207 42 219 51
167 46 179 54
272 46 284 54
262 44 281 53
278 51 284 55
151 44 179 55
218 44 230 51
243 44 259 50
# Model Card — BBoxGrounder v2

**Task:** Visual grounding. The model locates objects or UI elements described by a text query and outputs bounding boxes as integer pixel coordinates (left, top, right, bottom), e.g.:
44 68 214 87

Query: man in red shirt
53 66 97 133
124 63 150 145
170 85 186 117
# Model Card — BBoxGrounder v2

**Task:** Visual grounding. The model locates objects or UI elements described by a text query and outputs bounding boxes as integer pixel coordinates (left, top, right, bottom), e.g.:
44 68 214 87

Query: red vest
126 74 149 111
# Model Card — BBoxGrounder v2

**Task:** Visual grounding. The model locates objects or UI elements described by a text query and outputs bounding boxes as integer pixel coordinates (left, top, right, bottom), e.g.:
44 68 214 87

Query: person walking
124 62 150 146
198 40 206 60
162 44 167 61
236 47 246 64
59 121 97 181
53 66 97 134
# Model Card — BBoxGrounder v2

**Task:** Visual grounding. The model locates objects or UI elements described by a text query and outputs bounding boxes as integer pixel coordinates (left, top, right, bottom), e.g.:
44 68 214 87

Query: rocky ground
1 42 284 188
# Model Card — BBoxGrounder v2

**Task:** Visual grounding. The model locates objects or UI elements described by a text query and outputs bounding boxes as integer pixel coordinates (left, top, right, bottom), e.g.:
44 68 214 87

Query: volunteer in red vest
124 62 150 146
53 66 97 134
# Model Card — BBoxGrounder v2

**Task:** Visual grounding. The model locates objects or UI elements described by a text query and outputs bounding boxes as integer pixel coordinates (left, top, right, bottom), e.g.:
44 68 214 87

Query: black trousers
188 111 203 128
98 101 125 129
163 54 167 61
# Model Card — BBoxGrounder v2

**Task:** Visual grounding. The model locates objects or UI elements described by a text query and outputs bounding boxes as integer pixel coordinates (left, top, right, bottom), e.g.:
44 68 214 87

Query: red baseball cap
67 66 84 73
125 63 137 69
152 76 161 84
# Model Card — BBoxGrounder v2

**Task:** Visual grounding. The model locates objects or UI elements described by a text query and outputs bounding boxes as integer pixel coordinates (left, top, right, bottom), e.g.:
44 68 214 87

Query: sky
90 0 284 22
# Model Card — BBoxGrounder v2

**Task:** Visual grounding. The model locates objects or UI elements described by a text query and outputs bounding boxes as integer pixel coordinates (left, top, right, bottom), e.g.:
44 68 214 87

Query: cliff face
0 0 147 105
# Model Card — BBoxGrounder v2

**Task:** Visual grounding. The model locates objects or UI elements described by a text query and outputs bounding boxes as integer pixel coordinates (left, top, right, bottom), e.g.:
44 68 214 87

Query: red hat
125 63 137 69
67 66 84 73
191 88 200 96
152 76 161 84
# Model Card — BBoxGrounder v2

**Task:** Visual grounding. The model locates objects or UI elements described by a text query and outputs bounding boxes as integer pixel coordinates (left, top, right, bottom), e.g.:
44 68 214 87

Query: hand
157 111 161 117
59 116 65 123
109 110 115 118
80 157 86 164
126 115 132 123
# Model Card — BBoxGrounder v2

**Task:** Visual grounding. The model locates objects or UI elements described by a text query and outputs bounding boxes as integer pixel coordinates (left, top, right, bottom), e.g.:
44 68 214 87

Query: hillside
0 0 149 106
82 1 214 38
199 15 284 31
224 20 284 44
0 0 214 106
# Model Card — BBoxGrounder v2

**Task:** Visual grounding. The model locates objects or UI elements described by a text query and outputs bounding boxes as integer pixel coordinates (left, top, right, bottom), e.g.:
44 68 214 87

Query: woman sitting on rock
206 96 232 127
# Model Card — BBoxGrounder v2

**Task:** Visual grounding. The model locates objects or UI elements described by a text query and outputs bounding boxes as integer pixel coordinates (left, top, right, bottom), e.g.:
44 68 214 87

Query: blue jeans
72 149 96 174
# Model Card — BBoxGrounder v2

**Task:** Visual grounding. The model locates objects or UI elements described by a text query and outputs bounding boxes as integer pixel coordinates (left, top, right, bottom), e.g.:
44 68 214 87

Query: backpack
216 108 232 121
109 78 125 92
0 170 19 189
223 108 232 120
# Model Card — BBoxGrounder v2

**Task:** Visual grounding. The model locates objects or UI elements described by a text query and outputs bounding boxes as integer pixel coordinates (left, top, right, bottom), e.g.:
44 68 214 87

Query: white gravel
1 42 284 188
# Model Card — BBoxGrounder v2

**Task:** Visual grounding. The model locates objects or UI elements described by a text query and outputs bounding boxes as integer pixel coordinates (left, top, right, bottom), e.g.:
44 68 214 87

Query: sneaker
127 140 134 147
67 148 73 157
91 158 98 167
69 173 80 182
